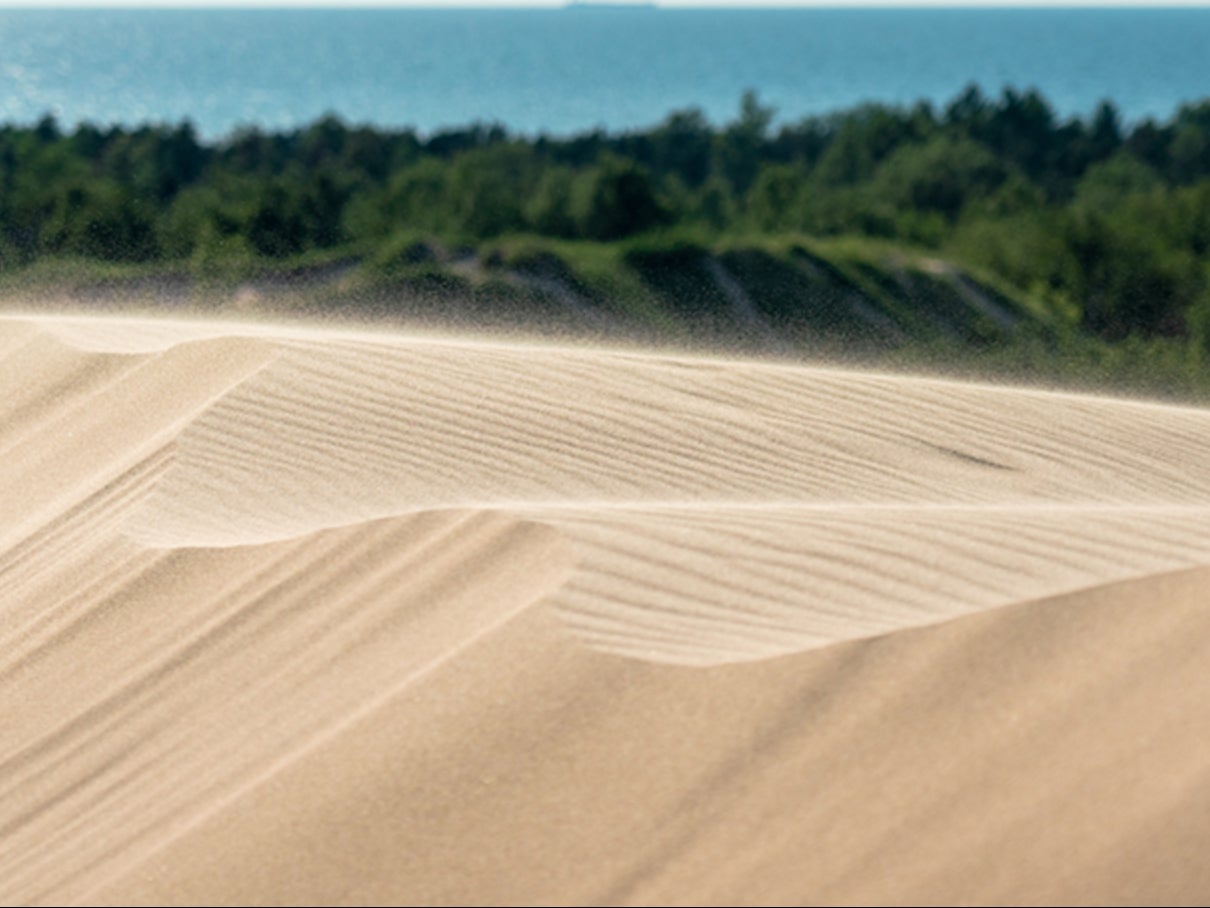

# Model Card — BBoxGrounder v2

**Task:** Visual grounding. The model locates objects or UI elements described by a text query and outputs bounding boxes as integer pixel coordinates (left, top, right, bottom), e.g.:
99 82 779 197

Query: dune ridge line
6 312 1210 904
9 312 1210 663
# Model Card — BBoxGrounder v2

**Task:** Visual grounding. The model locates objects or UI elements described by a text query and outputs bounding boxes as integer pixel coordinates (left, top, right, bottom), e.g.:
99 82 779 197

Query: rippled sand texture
4 313 1210 906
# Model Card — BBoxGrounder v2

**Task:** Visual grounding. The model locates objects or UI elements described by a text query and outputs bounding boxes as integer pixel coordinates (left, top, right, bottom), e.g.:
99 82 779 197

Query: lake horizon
1 6 1208 139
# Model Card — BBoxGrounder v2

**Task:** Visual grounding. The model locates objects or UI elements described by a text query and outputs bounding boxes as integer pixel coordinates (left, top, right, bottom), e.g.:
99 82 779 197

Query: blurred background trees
2 87 1209 346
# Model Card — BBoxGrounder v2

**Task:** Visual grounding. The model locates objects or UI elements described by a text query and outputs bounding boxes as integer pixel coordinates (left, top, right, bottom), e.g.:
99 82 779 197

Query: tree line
2 85 1209 341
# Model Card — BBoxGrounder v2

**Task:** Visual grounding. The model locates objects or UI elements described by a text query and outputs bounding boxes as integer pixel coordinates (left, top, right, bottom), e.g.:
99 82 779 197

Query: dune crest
6 312 1210 904
2 506 571 906
59 315 1210 664
9 314 1210 662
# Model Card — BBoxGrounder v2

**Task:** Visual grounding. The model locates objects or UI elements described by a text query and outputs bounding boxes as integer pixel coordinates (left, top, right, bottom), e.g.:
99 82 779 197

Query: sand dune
4 312 1210 905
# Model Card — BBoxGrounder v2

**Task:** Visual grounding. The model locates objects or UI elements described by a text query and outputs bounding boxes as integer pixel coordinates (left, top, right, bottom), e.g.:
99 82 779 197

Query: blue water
1 7 1207 139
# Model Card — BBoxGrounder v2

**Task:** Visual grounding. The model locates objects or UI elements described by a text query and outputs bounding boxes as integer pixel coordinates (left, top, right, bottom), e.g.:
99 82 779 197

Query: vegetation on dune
3 86 1210 396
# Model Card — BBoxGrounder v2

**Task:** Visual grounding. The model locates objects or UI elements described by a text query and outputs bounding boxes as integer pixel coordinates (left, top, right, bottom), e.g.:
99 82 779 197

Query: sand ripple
6 313 1210 905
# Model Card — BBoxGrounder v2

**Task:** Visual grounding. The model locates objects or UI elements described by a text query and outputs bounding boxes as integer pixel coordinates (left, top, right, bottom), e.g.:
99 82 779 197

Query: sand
3 311 1210 906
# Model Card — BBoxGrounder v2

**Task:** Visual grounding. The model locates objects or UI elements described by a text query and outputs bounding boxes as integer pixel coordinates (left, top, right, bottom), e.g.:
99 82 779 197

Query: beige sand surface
3 312 1210 905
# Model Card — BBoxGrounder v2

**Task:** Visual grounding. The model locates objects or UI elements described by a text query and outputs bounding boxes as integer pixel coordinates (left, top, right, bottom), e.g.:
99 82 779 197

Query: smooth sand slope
3 312 1210 905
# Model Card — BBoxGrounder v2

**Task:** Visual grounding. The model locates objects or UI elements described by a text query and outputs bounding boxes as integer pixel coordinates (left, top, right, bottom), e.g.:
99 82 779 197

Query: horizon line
1 1 1209 9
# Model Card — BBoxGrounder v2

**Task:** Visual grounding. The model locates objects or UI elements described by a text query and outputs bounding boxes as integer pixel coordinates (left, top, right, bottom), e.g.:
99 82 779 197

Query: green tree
692 174 737 231
718 90 775 195
525 166 578 237
1061 209 1192 339
41 180 157 261
574 155 668 240
1071 151 1162 214
649 107 714 188
447 144 532 238
745 163 808 231
1169 102 1210 184
869 135 1008 221
246 182 306 258
811 103 926 187
380 157 452 235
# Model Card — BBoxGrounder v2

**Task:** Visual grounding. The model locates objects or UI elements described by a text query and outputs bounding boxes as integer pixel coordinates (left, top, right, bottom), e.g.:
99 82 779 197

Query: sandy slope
4 312 1210 906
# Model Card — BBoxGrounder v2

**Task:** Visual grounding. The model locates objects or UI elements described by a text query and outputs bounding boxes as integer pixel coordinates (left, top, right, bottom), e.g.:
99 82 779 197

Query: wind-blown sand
4 312 1210 906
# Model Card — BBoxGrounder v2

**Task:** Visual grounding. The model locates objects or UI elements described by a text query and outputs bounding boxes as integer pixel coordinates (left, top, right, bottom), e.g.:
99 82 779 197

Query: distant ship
564 2 658 9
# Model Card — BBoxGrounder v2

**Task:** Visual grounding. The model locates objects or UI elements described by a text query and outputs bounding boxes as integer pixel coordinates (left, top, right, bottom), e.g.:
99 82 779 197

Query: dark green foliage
647 108 714 188
1169 102 1210 184
718 90 775 194
745 163 809 232
575 156 668 240
1060 209 1191 339
623 238 732 333
893 265 1012 345
376 158 451 237
717 247 893 346
869 136 1008 221
526 167 578 238
41 180 158 262
246 183 307 258
3 86 1210 361
447 144 532 238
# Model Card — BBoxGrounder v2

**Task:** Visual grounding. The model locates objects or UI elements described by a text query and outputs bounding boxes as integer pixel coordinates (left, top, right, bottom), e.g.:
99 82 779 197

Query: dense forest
3 85 1210 372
